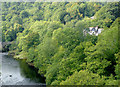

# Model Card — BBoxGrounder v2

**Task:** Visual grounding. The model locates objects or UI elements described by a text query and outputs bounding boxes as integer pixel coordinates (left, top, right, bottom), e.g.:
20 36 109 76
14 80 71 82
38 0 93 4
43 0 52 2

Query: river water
0 53 45 85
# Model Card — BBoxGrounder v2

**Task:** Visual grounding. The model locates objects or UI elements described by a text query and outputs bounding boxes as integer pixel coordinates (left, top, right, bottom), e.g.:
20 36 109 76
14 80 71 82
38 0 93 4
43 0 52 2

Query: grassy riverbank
8 50 34 64
9 51 26 59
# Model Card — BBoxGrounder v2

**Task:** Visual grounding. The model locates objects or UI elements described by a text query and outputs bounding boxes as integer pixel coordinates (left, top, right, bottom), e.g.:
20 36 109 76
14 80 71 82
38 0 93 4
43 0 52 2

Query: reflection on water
18 59 45 83
1 53 45 85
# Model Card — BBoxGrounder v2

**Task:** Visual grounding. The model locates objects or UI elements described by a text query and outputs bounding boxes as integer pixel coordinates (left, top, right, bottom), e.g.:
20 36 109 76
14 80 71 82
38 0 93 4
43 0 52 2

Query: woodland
1 2 120 85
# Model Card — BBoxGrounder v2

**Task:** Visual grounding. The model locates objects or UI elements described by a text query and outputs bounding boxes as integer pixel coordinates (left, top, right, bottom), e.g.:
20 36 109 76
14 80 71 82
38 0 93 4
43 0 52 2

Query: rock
9 75 12 77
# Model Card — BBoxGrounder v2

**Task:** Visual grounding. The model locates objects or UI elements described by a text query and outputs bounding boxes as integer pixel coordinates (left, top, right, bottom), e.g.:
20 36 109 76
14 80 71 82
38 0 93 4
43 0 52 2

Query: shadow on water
17 59 45 83
2 53 46 85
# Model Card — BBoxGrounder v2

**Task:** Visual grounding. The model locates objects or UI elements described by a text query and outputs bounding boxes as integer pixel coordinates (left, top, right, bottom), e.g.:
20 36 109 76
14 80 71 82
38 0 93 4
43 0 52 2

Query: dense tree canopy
2 2 119 85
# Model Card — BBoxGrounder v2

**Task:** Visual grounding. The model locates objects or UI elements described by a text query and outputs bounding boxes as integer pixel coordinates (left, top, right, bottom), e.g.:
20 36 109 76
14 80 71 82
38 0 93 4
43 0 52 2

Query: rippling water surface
1 53 45 85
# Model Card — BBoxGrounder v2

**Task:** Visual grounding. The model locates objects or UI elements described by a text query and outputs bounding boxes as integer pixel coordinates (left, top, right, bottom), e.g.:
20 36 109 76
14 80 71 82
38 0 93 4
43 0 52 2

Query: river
0 53 45 85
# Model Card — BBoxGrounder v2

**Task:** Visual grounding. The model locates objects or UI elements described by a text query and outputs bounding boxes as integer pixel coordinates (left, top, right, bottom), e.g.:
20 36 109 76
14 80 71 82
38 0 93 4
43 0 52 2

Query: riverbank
1 53 46 85
8 51 34 66
8 51 26 59
8 50 45 78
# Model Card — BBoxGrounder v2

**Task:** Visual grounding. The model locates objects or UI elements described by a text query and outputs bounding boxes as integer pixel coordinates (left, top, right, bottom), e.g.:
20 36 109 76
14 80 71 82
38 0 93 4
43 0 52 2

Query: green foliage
11 15 22 24
2 2 119 85
19 31 40 51
4 23 24 41
95 2 119 27
46 41 94 85
20 10 30 18
60 70 106 85
114 52 120 79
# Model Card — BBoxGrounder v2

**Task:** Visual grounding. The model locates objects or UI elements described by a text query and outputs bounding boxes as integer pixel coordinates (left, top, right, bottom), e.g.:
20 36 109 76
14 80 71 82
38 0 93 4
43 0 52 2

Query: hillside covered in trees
1 2 119 85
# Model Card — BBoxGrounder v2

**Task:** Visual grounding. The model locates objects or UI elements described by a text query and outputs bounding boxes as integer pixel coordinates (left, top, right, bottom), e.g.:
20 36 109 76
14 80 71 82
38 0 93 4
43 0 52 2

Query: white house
90 16 95 19
83 26 104 36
